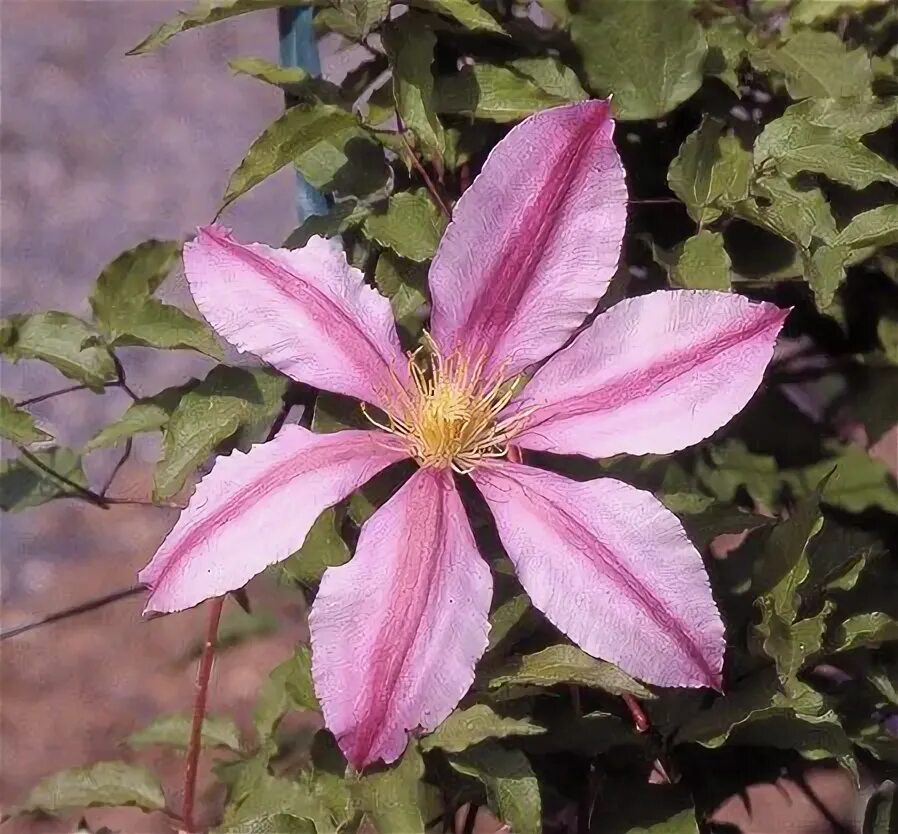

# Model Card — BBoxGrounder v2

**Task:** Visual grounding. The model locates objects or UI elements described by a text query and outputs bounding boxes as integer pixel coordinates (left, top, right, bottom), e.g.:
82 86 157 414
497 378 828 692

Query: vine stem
181 596 225 833
395 113 451 218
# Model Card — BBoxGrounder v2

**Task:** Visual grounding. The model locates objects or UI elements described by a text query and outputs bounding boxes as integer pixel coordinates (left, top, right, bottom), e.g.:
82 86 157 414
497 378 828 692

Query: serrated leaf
354 744 425 834
571 0 707 121
835 204 898 250
756 601 833 688
128 0 309 55
435 63 565 122
383 16 445 162
754 118 898 191
154 365 287 499
776 96 898 141
752 30 872 99
421 704 544 753
409 0 505 33
668 119 752 225
0 312 115 390
364 189 447 262
485 644 652 698
222 103 382 210
449 743 540 834
508 56 588 102
254 645 319 748
127 713 242 751
697 440 780 506
0 448 87 512
230 56 309 91
328 0 390 39
833 613 898 653
279 508 351 588
221 771 334 833
17 762 166 814
671 230 731 290
86 384 191 451
0 396 51 444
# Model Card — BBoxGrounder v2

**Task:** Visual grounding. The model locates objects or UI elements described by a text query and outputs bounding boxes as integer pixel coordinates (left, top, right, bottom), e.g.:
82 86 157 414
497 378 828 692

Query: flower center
363 336 529 473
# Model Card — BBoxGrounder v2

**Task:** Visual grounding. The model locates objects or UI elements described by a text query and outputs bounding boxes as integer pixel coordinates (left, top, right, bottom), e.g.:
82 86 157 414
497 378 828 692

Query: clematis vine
139 100 788 769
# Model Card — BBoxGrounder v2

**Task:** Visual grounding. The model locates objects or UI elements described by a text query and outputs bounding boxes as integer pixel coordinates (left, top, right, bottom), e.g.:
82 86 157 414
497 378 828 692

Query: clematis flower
139 100 788 769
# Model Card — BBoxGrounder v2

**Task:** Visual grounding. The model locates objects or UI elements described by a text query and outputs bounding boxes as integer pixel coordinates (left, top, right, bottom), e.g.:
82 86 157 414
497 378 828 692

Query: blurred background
0 3 317 828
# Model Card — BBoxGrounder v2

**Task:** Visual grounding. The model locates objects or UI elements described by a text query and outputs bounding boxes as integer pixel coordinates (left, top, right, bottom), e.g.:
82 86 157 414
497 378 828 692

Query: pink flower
139 101 788 769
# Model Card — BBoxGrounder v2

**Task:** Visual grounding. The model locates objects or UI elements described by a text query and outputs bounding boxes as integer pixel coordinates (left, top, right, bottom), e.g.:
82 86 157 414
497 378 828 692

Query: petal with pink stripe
509 290 788 458
428 100 627 379
472 461 724 689
139 427 409 613
310 467 491 769
184 225 409 412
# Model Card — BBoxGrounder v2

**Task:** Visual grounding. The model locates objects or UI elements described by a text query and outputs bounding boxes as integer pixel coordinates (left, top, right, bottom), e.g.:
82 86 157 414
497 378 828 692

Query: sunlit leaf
409 0 505 33
86 383 192 451
508 56 588 102
0 448 87 512
254 645 319 748
374 251 429 344
280 509 350 587
0 312 115 390
736 175 836 248
127 713 242 752
571 0 706 120
671 230 731 290
364 189 447 262
0 396 51 444
354 744 425 834
832 613 898 653
421 704 544 753
230 56 309 92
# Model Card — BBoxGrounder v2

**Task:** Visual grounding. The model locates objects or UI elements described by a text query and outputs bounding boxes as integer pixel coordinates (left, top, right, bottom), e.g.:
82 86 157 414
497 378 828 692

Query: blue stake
278 7 329 222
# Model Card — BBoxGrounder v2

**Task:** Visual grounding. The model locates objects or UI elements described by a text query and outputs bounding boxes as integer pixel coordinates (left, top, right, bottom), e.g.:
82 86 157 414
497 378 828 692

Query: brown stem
14 381 119 408
17 446 108 508
181 597 225 833
99 438 133 498
622 693 650 733
395 114 451 218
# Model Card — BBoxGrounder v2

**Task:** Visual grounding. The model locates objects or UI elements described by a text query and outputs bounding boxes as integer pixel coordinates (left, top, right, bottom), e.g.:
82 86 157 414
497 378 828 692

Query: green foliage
127 713 242 752
9 1 898 830
16 762 166 814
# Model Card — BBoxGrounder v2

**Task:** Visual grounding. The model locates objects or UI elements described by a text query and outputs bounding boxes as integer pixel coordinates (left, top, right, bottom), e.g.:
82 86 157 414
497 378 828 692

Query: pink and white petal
472 462 724 689
184 225 409 412
510 291 789 458
428 100 626 379
139 427 409 613
310 467 491 769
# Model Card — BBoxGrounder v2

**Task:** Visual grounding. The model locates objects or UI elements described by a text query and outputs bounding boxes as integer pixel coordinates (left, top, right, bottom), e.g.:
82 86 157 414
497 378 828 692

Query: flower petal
428 100 626 378
310 467 491 769
472 462 724 689
510 290 788 457
184 225 409 412
139 426 409 613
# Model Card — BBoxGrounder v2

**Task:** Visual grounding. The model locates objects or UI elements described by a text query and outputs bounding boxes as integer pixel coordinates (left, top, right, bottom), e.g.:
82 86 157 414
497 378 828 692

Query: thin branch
628 197 681 205
15 381 119 408
396 114 452 218
99 438 133 498
103 496 185 509
0 585 145 641
112 353 139 401
17 446 108 508
182 597 225 833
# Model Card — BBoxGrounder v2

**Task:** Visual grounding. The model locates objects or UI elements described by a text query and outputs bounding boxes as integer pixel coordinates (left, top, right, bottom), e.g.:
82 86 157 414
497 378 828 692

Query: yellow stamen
364 334 531 473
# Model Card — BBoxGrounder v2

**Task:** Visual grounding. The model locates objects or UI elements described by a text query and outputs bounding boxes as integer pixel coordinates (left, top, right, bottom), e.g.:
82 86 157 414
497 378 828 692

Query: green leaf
354 744 425 834
230 56 309 91
571 0 707 121
421 704 544 753
284 200 370 249
863 782 897 834
484 644 653 698
832 613 898 653
754 117 898 191
154 366 287 499
216 815 315 834
667 118 752 225
486 594 533 653
280 509 351 588
807 243 850 311
704 18 749 93
697 440 780 506
0 312 115 390
508 56 588 102
128 0 309 55
127 713 242 751
435 64 565 122
220 771 333 833
736 175 836 248
777 96 898 141
448 743 541 834
364 189 447 262
91 241 221 355
85 383 191 451
752 30 873 99
0 396 51 444
373 252 429 344
408 0 505 33
0 448 87 512
326 0 390 39
383 16 445 162
879 317 898 364
17 761 166 814
756 601 833 688
671 230 731 290
222 103 377 210
835 204 898 250
254 645 319 747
